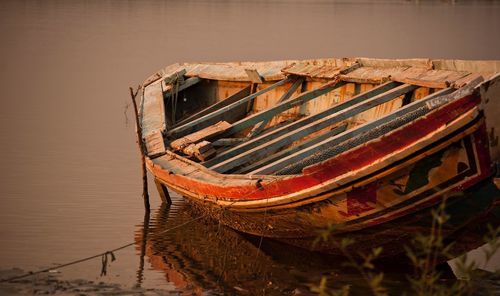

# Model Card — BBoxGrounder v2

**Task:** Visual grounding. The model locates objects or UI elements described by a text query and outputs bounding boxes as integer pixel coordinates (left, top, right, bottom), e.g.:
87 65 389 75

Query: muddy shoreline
0 269 176 296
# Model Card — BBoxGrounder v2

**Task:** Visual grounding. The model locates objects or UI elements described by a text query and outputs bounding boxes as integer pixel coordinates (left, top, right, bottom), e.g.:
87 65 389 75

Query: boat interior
140 58 499 176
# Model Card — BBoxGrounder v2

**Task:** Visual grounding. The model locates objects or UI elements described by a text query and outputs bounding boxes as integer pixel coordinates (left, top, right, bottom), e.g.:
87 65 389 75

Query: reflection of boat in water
139 58 500 255
135 202 361 295
134 201 498 295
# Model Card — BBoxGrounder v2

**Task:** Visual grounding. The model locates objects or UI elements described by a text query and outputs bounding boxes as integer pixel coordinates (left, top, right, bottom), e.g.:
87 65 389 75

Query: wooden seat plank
144 131 166 157
170 121 231 151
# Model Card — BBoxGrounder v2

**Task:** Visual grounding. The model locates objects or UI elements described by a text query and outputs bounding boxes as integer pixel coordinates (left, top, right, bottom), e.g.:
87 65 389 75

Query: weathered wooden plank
141 82 166 136
170 121 231 151
163 77 202 99
358 58 432 69
245 69 264 83
453 73 483 88
251 87 455 175
282 62 361 79
282 63 342 79
203 81 401 168
185 61 290 82
217 79 347 139
182 140 216 161
432 59 500 73
173 85 251 127
210 84 417 173
167 77 293 138
248 77 305 138
179 59 357 82
144 130 166 157
391 67 470 88
340 66 409 84
237 124 347 174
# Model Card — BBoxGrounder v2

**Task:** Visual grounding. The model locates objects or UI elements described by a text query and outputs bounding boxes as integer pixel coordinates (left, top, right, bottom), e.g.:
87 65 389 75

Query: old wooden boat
139 58 500 255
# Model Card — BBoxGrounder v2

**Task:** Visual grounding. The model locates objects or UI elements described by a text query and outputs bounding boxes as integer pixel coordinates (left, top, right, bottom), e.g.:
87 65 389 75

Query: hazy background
0 0 499 291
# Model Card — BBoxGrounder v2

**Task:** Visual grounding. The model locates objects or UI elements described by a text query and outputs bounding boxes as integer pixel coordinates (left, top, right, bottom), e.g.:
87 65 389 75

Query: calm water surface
0 0 499 294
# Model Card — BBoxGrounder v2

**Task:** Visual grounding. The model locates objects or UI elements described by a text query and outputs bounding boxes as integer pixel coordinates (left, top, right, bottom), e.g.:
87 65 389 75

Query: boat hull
141 58 500 255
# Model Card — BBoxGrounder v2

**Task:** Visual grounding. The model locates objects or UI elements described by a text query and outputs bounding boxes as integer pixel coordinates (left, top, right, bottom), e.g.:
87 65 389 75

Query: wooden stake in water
129 86 150 211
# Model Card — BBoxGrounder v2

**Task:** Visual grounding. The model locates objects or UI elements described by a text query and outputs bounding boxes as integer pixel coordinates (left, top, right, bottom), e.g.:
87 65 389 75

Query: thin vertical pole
129 86 150 212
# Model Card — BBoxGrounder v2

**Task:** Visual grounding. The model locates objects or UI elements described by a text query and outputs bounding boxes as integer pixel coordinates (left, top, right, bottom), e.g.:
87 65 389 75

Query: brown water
0 0 499 294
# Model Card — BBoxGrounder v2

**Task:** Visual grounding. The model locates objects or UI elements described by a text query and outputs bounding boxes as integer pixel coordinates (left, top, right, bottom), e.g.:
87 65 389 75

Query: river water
0 0 499 295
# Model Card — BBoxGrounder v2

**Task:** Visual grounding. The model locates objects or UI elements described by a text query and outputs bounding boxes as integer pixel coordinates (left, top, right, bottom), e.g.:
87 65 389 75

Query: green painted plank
210 83 417 173
167 77 293 138
203 81 401 168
